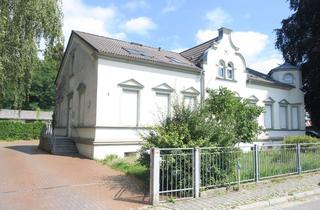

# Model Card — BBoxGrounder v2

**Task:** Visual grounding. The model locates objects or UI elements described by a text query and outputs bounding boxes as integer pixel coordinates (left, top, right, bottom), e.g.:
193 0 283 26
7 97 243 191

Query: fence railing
150 143 320 205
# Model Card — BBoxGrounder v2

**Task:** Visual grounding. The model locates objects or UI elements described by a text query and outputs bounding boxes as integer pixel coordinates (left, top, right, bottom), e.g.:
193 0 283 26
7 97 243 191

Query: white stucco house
53 27 305 159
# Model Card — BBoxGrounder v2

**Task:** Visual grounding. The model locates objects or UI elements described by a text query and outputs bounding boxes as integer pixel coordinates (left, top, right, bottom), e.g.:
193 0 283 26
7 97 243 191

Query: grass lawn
99 155 149 188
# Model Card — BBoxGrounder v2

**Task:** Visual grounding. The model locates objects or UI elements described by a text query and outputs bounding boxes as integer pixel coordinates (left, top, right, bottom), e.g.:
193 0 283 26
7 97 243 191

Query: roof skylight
165 56 186 64
122 47 153 59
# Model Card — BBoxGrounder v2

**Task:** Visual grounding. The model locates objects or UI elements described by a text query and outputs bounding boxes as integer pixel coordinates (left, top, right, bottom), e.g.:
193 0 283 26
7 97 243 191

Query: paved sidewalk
0 141 148 210
159 172 320 209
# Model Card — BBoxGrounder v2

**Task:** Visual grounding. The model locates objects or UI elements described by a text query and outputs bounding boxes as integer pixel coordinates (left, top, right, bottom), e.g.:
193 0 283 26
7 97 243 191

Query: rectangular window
184 96 196 109
78 92 85 125
291 106 299 129
121 89 139 126
264 104 272 129
155 93 170 117
280 106 288 129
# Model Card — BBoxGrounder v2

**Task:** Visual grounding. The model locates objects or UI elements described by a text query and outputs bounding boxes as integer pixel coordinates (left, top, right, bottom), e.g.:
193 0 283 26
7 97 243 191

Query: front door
67 97 73 137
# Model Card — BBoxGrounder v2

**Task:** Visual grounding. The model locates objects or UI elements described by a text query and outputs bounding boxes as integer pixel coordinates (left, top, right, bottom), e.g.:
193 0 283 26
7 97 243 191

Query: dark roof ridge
180 38 217 54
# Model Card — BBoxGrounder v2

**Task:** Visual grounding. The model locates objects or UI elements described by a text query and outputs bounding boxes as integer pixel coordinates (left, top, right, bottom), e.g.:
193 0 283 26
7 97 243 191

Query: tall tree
0 0 63 109
275 0 320 129
26 42 64 110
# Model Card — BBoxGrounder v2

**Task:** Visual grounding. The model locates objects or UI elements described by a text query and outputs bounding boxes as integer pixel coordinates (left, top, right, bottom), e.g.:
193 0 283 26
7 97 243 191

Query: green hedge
0 120 45 140
284 135 319 144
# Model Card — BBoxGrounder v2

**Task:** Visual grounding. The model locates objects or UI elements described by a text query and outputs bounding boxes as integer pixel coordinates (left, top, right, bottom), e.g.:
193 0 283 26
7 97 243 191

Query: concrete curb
236 188 320 209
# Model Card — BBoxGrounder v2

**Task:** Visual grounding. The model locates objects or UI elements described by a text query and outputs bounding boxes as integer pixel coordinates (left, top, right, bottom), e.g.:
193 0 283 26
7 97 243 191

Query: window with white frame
152 83 174 117
184 95 196 109
77 83 86 126
291 105 299 129
279 106 288 129
226 62 234 80
155 93 170 117
263 97 275 129
218 60 225 78
264 104 273 129
181 87 199 110
118 79 144 126
121 89 139 126
279 100 289 129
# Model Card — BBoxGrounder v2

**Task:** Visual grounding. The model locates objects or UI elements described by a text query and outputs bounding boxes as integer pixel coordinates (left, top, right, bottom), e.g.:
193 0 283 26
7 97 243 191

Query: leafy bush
140 88 263 166
0 120 45 140
284 135 319 144
139 88 263 190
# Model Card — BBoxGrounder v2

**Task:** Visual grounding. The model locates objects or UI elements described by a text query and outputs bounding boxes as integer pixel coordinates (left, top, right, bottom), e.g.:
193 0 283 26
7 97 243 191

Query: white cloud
62 0 126 46
232 31 268 59
195 29 218 44
124 0 149 11
194 7 281 73
250 54 283 73
205 8 232 28
122 17 156 35
170 48 188 53
232 31 283 72
162 0 184 13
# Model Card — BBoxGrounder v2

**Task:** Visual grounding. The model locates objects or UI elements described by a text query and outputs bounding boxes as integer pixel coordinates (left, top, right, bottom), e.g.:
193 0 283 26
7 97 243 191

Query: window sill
216 77 237 83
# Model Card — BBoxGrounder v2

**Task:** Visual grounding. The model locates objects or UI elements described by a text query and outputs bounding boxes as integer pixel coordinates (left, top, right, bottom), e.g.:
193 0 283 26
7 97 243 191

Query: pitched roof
247 68 295 89
268 62 298 75
180 38 218 64
73 31 200 72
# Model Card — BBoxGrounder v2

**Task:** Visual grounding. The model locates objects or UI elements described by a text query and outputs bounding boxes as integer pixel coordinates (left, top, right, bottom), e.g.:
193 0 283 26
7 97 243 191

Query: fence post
296 143 302 174
150 148 160 205
193 148 200 198
254 144 259 182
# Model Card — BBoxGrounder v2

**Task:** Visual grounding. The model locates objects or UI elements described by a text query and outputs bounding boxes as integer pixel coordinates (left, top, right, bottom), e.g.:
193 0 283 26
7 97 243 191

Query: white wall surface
55 35 98 132
202 29 305 140
96 58 201 127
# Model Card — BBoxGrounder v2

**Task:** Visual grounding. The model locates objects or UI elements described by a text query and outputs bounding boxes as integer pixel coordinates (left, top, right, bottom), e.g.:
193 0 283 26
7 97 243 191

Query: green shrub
284 135 319 144
0 120 45 140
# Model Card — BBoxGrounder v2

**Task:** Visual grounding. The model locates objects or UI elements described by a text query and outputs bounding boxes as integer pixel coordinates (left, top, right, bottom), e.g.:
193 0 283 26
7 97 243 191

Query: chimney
218 27 232 39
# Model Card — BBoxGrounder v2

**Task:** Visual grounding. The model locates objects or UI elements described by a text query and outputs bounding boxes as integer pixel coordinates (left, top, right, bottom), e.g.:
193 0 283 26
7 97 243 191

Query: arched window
226 62 234 80
283 73 294 84
218 60 225 78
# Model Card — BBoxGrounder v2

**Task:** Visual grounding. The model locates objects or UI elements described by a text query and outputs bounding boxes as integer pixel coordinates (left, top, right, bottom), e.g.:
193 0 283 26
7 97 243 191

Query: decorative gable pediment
152 83 174 93
279 99 289 105
247 95 259 103
263 97 275 104
118 79 144 89
181 87 200 96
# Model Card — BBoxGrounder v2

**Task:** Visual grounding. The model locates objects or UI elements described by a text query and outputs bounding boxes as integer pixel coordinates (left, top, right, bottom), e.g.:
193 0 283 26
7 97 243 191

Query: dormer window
226 62 234 80
218 60 225 78
283 73 294 84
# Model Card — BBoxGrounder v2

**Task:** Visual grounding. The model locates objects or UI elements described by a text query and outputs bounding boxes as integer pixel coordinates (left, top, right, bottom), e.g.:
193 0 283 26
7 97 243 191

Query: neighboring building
53 27 305 159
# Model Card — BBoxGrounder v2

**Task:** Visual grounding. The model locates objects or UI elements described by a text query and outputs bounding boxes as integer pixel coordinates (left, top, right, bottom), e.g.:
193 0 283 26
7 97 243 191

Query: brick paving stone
0 141 149 210
158 171 320 210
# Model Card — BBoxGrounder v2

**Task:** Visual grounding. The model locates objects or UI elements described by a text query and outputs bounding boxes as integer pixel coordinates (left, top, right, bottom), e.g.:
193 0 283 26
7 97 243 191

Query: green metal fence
150 143 320 205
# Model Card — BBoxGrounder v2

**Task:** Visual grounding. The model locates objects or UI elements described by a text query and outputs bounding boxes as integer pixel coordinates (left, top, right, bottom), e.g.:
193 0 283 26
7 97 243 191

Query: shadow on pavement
102 174 150 205
5 145 47 155
5 145 87 159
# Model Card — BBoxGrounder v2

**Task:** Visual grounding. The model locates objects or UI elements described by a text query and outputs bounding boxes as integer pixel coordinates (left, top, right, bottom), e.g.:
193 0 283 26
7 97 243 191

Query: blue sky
62 0 292 73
